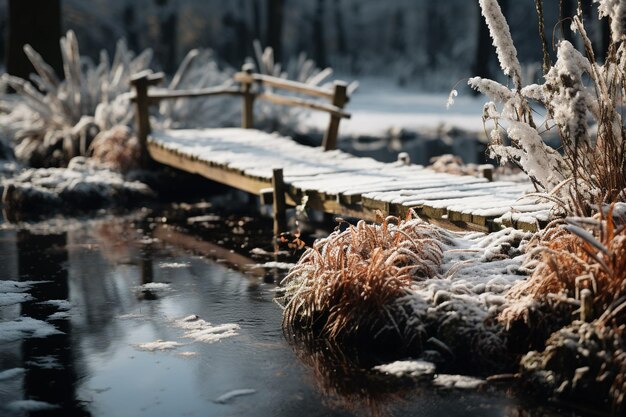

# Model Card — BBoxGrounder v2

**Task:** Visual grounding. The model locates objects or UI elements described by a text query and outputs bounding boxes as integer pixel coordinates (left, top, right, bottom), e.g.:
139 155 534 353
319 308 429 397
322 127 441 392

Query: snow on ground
1 157 154 216
303 78 486 137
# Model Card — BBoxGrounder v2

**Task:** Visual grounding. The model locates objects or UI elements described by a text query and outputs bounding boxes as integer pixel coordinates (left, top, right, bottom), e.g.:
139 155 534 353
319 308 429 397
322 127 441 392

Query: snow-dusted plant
468 0 626 215
247 40 358 134
2 30 151 141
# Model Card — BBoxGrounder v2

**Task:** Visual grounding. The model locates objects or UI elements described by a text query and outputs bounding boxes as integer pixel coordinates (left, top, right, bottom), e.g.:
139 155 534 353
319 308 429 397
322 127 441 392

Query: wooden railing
130 64 351 167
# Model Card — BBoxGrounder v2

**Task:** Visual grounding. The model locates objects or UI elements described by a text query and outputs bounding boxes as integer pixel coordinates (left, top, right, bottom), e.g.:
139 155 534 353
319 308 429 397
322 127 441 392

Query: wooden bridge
130 67 549 234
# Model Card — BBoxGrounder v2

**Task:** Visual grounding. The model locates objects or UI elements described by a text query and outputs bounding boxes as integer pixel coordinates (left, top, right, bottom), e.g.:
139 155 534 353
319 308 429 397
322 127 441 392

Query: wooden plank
233 72 335 100
257 92 350 119
142 86 242 103
148 141 296 201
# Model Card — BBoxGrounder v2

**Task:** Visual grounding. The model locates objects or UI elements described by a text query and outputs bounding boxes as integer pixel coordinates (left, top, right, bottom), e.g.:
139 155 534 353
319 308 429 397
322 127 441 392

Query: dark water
0 206 565 417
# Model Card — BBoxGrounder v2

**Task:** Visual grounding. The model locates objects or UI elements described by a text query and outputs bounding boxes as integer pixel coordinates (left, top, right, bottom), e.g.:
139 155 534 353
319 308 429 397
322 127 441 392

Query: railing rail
130 64 352 167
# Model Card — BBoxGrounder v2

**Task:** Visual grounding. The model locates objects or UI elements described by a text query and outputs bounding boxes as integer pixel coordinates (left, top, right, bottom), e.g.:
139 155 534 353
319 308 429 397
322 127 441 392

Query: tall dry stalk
470 0 626 216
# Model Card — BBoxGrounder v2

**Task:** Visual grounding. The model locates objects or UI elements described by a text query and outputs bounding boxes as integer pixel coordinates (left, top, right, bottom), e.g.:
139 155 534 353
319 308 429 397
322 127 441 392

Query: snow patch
159 262 190 269
0 368 25 381
135 340 184 352
214 389 257 404
47 311 71 320
255 262 295 270
6 400 59 412
0 317 62 342
373 360 436 379
39 299 72 310
433 374 485 389
26 356 61 369
174 315 239 344
137 282 172 291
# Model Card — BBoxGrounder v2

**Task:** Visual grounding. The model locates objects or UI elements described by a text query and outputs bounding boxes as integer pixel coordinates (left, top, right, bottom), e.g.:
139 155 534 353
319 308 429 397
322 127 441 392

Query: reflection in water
285 331 414 417
0 209 570 417
17 230 90 416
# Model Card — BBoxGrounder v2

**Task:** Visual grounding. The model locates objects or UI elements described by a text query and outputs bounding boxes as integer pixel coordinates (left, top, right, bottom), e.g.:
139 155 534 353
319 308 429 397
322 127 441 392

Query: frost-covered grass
467 0 626 216
279 213 533 372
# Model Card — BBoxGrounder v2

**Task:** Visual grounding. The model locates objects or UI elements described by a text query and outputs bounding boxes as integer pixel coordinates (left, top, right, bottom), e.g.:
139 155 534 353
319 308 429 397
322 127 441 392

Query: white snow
187 215 221 224
373 360 436 378
26 356 61 369
39 299 72 310
150 127 544 227
0 368 25 381
255 262 295 270
173 315 239 344
159 262 190 269
0 293 33 307
135 340 184 352
214 389 257 404
137 282 172 291
0 317 63 342
6 400 59 412
47 311 71 320
433 374 485 389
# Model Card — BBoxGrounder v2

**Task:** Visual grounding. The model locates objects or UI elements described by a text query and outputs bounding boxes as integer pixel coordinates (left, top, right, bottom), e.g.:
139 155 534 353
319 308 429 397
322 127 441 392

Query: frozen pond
0 207 562 417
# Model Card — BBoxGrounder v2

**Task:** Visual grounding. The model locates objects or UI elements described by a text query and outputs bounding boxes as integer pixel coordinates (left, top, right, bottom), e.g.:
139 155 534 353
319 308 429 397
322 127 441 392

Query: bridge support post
130 70 164 168
322 81 348 151
272 168 287 236
241 64 255 129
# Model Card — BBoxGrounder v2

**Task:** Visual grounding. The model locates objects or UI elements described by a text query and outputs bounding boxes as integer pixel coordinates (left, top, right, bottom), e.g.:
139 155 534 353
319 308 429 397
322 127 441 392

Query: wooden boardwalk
130 68 549 233
147 128 549 232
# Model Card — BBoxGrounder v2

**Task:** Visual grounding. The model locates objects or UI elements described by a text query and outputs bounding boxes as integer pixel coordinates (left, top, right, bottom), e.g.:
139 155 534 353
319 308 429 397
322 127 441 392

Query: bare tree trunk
333 0 347 55
6 0 63 82
313 0 327 67
267 0 284 62
472 2 492 84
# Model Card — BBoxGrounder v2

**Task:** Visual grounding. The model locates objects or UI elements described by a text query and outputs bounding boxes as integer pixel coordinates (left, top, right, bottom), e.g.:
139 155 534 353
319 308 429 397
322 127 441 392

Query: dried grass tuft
279 213 446 341
502 206 626 327
89 125 141 173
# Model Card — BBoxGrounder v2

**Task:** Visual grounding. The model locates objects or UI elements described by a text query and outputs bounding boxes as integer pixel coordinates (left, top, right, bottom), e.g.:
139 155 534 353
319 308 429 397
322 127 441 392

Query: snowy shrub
468 1 626 216
0 30 151 166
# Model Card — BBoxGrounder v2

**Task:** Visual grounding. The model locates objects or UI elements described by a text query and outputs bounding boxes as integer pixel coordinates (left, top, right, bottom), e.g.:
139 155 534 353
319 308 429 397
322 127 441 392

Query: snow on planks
148 128 548 231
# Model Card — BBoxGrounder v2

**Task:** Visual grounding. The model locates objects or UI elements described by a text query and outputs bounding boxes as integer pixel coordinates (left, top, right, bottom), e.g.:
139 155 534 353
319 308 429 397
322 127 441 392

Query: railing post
322 81 348 151
130 70 163 168
272 168 287 236
241 64 255 129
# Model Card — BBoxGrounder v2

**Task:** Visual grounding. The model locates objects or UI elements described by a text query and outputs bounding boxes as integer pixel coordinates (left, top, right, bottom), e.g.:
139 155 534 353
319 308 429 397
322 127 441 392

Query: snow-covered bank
279 216 532 373
1 157 154 219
